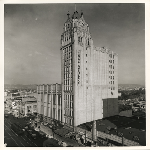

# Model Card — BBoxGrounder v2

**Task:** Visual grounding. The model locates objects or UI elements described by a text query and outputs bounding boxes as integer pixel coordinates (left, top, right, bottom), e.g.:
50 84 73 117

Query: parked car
11 123 24 135
4 114 9 118
43 138 62 147
26 129 37 140
35 131 47 139
24 123 34 131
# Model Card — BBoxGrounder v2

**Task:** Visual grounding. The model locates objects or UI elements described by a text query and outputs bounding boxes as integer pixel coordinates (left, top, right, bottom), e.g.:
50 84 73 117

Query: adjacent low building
37 84 62 123
11 96 37 117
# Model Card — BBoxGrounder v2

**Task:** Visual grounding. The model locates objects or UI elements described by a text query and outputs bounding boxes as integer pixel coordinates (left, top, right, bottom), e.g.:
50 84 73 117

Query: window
70 110 73 116
78 37 80 42
86 54 87 57
70 102 73 108
88 39 90 45
70 119 73 126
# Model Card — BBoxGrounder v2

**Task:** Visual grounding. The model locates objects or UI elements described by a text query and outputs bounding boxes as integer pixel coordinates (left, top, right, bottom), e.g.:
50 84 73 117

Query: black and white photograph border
0 0 150 149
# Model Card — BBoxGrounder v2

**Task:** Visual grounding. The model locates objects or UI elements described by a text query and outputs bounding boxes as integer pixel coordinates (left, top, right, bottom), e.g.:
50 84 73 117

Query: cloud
35 51 42 55
28 53 32 57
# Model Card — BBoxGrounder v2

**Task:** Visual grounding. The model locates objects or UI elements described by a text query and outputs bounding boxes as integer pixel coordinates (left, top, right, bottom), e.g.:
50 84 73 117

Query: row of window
64 94 73 101
109 81 115 85
109 71 114 74
64 100 73 109
65 109 73 117
64 67 72 73
65 23 71 30
78 51 81 85
109 54 115 59
63 35 71 42
46 97 61 105
64 74 72 79
109 65 115 69
109 59 114 64
64 53 72 60
64 63 72 68
78 36 90 46
64 117 73 126
109 87 115 90
64 85 73 91
63 46 72 53
109 76 114 80
64 80 73 86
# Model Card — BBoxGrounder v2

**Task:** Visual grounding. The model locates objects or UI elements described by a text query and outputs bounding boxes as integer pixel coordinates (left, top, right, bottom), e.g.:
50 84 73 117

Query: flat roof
79 115 146 145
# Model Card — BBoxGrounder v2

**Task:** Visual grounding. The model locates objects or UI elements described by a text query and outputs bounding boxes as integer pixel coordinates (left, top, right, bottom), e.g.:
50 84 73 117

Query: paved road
4 114 86 147
4 115 46 147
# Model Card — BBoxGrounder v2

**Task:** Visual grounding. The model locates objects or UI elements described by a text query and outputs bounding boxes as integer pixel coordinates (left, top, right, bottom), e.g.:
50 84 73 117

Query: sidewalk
37 123 84 147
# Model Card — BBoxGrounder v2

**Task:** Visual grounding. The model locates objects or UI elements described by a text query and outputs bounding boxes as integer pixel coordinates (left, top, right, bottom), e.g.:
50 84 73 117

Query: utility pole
122 136 124 146
75 3 76 11
85 130 86 145
92 120 97 146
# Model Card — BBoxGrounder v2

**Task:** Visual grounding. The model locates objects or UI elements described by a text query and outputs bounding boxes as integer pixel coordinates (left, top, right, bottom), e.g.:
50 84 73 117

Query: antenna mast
75 3 76 11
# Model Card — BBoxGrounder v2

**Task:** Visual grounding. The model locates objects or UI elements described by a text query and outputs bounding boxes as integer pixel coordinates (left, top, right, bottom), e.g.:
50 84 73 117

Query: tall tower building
60 11 118 127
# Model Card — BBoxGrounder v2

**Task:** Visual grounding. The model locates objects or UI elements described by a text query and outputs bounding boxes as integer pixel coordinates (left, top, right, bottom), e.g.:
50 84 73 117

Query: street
4 114 82 147
4 114 46 147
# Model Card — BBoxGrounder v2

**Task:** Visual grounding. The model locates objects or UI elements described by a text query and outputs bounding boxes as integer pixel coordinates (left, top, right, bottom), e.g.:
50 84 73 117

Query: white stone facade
37 84 62 121
60 12 118 127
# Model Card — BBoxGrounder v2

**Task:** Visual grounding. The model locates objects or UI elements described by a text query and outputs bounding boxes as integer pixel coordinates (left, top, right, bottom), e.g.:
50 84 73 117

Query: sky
4 3 145 85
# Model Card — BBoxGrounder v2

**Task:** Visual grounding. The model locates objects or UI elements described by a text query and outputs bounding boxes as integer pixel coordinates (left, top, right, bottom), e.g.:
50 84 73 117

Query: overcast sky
4 3 145 85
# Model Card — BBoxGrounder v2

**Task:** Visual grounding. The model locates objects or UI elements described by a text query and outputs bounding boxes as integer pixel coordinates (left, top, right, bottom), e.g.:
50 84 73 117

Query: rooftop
79 115 146 145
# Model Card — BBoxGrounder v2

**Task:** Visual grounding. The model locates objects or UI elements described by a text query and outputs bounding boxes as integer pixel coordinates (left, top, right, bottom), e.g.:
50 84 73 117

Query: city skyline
4 3 145 86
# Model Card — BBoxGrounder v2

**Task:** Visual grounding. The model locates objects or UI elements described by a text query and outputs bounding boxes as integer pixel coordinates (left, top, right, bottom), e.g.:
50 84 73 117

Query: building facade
60 11 118 127
37 11 118 127
37 84 62 122
10 96 37 117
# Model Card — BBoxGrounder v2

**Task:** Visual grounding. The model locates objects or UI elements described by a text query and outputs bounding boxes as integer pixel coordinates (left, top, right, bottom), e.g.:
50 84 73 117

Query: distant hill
4 84 37 90
119 84 145 89
5 84 145 90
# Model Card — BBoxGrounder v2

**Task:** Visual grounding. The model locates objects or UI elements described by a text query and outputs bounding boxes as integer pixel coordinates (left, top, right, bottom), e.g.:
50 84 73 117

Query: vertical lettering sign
78 50 81 85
